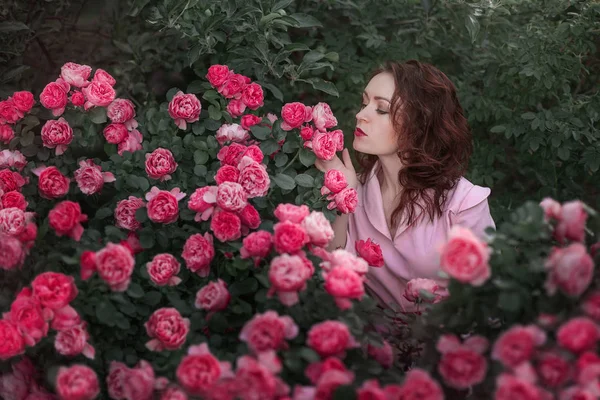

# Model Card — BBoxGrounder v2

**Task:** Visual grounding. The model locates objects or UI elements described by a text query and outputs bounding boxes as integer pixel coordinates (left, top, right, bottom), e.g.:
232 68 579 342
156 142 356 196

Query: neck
377 153 403 195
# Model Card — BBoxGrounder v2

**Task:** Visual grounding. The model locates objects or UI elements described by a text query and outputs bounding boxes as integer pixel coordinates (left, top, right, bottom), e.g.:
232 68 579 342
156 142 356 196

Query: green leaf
89 107 108 124
490 125 506 133
295 173 314 187
135 207 148 223
272 0 294 12
208 105 222 120
229 278 259 297
289 13 322 28
194 165 207 176
96 301 118 325
260 139 280 155
465 14 480 43
303 51 325 63
250 125 271 140
274 152 288 167
273 173 296 190
521 112 536 120
95 208 113 220
194 150 209 164
127 283 144 299
137 177 150 191
20 131 34 146
262 83 284 102
143 291 162 306
140 231 155 249
498 291 522 312
187 80 204 94
299 148 316 167
208 313 228 333
0 22 29 32
301 78 339 97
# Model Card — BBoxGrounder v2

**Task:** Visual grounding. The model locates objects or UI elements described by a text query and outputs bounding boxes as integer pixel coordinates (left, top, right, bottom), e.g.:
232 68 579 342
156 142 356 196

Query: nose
356 107 368 123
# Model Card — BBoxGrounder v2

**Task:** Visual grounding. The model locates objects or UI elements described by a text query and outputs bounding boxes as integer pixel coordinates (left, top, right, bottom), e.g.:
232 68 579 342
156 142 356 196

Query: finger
342 149 355 171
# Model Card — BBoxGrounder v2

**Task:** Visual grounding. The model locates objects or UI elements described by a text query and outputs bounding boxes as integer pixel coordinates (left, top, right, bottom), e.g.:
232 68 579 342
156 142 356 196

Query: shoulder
445 177 492 214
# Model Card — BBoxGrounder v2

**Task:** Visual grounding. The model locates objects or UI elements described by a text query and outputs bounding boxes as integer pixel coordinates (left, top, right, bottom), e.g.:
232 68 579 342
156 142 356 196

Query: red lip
354 128 367 137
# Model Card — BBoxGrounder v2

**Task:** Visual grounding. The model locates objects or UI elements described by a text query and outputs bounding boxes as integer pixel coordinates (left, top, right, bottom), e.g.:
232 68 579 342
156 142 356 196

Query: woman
315 60 495 312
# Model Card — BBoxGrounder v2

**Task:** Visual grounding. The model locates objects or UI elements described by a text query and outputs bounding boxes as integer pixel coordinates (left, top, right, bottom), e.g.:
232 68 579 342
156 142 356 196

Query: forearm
327 213 350 251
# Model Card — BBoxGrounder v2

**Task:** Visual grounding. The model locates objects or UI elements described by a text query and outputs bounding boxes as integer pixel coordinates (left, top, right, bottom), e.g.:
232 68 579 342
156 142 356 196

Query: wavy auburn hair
356 60 473 229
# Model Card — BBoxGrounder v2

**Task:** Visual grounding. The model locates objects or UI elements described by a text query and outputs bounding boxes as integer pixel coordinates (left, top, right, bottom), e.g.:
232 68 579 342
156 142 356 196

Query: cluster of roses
205 64 265 118
280 101 343 161
0 155 37 270
322 169 358 214
0 272 94 364
39 62 143 155
0 357 57 399
0 90 35 144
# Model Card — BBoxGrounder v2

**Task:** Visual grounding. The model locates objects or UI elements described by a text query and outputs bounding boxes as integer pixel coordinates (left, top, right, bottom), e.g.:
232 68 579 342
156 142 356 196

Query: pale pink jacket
344 167 495 311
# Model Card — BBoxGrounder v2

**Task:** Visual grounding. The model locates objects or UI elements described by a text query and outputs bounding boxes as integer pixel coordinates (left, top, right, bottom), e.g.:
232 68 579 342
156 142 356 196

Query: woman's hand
314 148 358 189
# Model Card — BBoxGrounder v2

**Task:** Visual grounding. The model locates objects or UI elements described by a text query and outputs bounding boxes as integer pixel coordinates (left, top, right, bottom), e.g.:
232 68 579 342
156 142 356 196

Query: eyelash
360 103 388 115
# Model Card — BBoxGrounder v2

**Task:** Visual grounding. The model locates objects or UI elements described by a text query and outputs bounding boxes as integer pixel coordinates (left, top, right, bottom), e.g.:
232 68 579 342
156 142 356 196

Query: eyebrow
363 91 391 103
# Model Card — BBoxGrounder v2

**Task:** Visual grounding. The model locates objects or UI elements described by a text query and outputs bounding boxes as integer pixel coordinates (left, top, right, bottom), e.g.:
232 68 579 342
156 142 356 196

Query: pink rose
70 91 85 107
215 165 240 185
206 64 232 87
240 311 298 353
49 304 81 332
555 200 588 243
268 254 311 306
107 98 136 123
323 170 347 195
7 288 49 346
0 169 27 192
299 211 333 247
11 91 34 113
145 307 190 351
145 148 178 181
168 91 201 130
333 187 358 214
240 230 273 260
305 357 349 385
95 243 135 292
280 102 312 131
355 238 384 267
0 207 27 236
187 186 217 221
237 353 288 399
210 210 241 242
56 365 100 400
540 197 562 221
216 123 249 145
239 204 261 231
238 156 270 198
436 334 488 390
536 351 571 388
582 292 600 321
103 123 129 144
195 279 230 314
2 191 28 210
323 266 365 310
176 343 230 395
55 323 95 359
0 99 21 124
439 226 490 286
218 73 249 99
226 98 246 117
389 369 443 400
545 243 594 297
216 182 247 212
49 201 88 241
121 360 157 400
74 159 115 195
106 361 129 399
80 251 96 281
307 320 356 358
0 124 14 144
559 386 596 400
0 319 25 360
118 129 143 155
114 196 145 230
31 271 77 309
273 220 309 254
242 145 264 163
147 253 182 286
0 149 26 171
403 278 448 304
367 340 394 369
39 82 68 116
312 132 337 160
557 317 599 354
492 325 546 368
241 114 261 130
357 380 387 400
218 143 247 166
92 68 116 86
60 62 92 87
160 386 189 400
494 374 542 400
82 80 116 109
274 203 310 224
241 83 264 110
146 186 186 224
312 102 338 132
34 165 70 199
300 125 314 141
182 233 215 277
0 232 25 270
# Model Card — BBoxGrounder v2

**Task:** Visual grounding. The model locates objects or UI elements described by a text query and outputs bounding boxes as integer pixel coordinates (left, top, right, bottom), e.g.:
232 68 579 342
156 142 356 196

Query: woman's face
353 72 399 156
